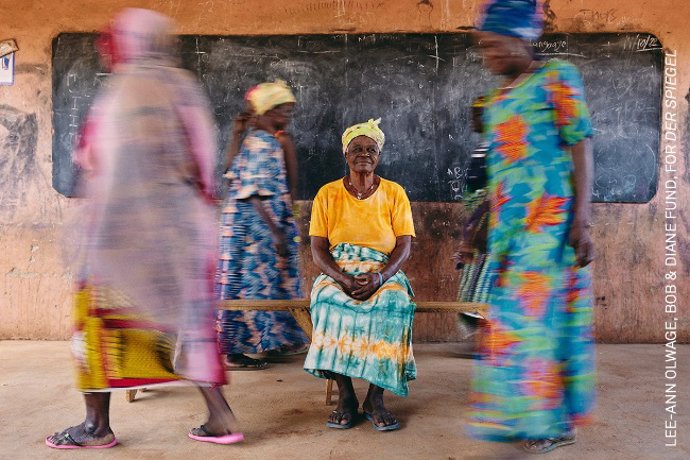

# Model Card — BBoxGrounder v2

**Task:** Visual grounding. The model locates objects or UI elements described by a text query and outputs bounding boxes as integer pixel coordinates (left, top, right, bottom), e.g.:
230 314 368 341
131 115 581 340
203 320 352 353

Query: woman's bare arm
224 112 250 171
247 195 288 257
569 138 594 267
311 236 357 295
277 131 299 203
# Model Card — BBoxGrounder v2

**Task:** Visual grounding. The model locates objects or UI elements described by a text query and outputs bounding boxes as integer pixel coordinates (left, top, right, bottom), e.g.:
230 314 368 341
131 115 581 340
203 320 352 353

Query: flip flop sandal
224 356 269 371
188 425 245 445
260 351 294 363
45 430 118 449
325 410 356 429
262 345 311 362
363 412 401 432
276 344 310 356
522 434 576 454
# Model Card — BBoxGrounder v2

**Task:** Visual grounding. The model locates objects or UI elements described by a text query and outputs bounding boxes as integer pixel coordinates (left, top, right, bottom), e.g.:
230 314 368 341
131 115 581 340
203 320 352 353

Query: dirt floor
0 341 688 460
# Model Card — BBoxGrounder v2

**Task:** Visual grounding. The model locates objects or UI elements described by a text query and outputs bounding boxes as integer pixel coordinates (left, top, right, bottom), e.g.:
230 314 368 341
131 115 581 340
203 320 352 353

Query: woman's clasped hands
339 272 383 301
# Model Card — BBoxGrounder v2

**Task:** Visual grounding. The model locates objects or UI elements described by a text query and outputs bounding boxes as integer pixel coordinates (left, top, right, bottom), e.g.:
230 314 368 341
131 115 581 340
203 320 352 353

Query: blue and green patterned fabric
468 59 596 441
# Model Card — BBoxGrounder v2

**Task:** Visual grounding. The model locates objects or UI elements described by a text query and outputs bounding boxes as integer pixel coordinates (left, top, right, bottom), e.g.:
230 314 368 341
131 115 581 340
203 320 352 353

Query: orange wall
0 0 688 342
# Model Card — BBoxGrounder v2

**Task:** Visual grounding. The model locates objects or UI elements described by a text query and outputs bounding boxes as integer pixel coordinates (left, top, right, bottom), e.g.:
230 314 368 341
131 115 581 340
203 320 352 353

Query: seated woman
304 119 416 432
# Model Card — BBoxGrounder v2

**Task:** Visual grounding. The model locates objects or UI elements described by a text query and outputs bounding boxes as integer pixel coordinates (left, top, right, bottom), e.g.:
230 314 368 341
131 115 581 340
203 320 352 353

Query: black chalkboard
52 32 663 202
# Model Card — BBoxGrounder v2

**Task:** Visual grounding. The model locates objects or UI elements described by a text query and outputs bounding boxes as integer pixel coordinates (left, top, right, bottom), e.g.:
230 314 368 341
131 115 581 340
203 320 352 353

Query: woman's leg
362 384 400 430
193 386 238 435
327 372 359 427
82 392 112 435
46 392 115 447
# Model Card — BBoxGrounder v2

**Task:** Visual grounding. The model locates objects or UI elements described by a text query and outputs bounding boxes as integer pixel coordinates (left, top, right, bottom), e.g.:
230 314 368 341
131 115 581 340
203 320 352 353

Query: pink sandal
188 425 245 445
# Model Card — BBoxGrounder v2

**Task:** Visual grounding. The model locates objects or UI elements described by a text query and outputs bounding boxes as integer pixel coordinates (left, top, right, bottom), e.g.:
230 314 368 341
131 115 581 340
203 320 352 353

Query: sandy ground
0 341 688 460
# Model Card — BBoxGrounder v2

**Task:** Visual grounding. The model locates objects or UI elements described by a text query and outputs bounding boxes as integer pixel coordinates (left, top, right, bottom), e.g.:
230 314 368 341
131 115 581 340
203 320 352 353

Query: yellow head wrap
472 95 488 109
341 118 385 154
246 80 296 116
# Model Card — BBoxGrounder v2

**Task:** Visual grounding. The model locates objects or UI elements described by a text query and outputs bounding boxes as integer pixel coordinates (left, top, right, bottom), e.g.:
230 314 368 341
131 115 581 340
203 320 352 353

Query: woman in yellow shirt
304 119 416 432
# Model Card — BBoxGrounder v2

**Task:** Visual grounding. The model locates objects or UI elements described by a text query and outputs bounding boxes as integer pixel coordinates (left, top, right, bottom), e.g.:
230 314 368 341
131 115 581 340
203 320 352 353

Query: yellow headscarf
472 95 488 109
341 118 385 154
246 80 296 116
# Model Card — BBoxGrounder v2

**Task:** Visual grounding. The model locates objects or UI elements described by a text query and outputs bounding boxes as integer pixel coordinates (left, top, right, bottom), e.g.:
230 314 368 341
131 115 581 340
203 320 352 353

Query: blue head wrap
477 0 544 41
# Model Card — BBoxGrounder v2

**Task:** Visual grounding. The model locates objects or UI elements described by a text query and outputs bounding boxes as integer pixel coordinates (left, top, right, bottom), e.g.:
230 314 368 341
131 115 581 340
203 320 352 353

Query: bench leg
126 389 137 403
288 307 313 341
325 378 337 405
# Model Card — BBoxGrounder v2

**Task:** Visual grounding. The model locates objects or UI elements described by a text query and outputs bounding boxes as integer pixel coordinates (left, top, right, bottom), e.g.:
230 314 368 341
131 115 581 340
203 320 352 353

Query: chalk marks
52 34 107 197
622 34 662 53
583 34 663 203
531 36 586 58
0 105 47 221
447 166 468 201
62 69 106 164
564 8 623 33
532 38 568 54
14 63 48 76
282 0 384 16
575 8 618 25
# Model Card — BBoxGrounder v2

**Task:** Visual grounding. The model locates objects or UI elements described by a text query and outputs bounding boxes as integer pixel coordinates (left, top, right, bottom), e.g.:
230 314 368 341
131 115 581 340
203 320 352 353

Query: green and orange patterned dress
468 59 596 441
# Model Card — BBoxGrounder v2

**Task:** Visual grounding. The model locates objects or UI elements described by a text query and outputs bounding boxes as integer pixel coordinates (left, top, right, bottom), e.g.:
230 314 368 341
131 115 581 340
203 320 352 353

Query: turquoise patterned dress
468 59 596 441
216 129 309 355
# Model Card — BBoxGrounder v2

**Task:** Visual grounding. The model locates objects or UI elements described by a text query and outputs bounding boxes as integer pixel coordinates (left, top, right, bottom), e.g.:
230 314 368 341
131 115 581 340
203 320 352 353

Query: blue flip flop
363 412 401 432
326 410 356 429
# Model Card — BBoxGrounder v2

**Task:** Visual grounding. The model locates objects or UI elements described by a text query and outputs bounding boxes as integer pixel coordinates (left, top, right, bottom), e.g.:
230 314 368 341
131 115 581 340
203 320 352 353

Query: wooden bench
125 299 487 404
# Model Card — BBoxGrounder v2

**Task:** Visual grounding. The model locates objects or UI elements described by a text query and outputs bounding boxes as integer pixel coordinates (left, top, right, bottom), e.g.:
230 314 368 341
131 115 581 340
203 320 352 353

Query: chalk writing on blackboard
622 33 663 52
532 39 568 54
447 166 468 201
52 32 663 203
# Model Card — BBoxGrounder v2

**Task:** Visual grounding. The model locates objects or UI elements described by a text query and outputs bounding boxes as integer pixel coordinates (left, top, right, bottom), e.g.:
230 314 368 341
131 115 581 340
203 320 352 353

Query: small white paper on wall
0 52 14 85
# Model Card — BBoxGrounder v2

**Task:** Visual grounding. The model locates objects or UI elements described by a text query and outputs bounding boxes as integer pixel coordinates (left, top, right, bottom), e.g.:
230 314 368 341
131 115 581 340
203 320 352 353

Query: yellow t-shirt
309 177 416 255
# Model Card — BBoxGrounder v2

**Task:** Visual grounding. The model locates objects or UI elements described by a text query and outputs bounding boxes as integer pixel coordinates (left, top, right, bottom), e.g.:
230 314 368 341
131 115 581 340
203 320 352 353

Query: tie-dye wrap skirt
303 243 416 397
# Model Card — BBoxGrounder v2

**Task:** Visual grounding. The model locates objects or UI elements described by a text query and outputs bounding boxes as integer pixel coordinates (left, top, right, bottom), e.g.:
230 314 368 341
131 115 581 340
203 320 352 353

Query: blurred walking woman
216 81 309 369
47 9 241 448
468 0 596 454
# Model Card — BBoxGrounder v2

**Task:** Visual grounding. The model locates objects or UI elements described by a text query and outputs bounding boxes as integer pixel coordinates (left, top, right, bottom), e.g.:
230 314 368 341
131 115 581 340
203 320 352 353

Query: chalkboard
52 32 663 202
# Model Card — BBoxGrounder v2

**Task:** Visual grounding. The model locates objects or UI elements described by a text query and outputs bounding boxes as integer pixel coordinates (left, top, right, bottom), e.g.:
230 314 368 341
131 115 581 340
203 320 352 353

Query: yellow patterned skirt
71 283 181 392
